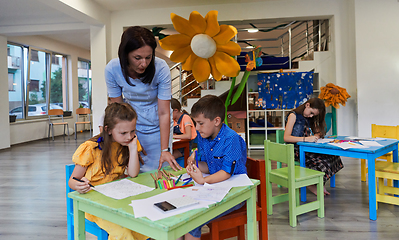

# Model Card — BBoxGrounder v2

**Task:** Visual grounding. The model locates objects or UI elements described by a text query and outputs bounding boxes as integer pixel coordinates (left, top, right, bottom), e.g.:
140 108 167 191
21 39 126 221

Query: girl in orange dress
68 102 148 240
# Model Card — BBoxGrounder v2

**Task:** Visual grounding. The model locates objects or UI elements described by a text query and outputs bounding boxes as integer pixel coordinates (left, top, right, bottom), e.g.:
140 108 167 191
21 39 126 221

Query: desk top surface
297 136 399 153
69 167 259 231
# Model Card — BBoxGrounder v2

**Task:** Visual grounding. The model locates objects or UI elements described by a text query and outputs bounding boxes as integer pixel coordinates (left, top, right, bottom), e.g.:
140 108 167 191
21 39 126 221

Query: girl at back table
284 97 344 195
68 102 148 240
171 98 197 160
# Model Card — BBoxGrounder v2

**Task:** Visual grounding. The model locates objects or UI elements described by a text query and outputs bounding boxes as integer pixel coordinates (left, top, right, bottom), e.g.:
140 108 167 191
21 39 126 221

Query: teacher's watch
161 148 170 152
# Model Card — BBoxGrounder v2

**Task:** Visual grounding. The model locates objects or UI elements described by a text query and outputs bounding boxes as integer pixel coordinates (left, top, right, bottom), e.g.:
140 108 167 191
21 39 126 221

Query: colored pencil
167 184 194 190
175 174 183 184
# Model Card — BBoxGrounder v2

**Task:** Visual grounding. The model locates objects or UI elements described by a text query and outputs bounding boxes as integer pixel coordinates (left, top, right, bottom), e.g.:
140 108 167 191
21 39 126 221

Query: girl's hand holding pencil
72 177 93 194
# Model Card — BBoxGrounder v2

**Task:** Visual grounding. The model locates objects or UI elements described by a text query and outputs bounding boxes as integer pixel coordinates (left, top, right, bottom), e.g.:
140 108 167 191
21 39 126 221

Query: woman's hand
186 164 205 185
158 151 182 171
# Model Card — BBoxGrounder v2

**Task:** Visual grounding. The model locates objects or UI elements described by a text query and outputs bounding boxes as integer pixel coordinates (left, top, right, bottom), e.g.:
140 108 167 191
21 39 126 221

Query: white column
90 25 108 136
0 35 11 149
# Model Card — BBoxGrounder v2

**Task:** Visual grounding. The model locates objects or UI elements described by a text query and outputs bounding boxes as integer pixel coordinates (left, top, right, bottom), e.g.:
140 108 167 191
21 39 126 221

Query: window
7 42 69 120
29 79 39 92
8 73 15 91
78 59 92 109
27 49 48 117
52 54 60 65
8 43 26 119
50 54 68 110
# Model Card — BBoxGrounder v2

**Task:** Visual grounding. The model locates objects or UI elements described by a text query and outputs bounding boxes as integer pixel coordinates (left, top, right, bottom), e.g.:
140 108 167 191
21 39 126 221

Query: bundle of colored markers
150 169 193 190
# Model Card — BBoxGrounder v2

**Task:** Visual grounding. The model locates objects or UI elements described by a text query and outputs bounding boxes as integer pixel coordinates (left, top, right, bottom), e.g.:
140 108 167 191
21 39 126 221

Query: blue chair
65 164 108 240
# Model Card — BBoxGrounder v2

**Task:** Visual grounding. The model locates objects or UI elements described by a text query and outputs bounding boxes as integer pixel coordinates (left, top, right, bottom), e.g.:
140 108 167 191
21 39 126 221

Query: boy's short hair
191 95 225 121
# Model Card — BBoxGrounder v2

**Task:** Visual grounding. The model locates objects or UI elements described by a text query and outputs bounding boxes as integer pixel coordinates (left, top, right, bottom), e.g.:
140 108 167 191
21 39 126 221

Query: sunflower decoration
319 83 351 109
159 10 241 83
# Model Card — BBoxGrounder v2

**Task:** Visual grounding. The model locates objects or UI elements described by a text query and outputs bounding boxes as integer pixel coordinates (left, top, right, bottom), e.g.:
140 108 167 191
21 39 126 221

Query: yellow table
69 168 260 239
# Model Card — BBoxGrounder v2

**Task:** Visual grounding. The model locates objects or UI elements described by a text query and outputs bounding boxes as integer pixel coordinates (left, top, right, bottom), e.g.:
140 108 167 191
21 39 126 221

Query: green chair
265 140 325 227
275 129 285 170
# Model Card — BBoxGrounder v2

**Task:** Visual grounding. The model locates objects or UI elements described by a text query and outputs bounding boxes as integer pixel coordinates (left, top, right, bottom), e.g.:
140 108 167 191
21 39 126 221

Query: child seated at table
182 95 247 240
171 98 197 160
68 102 148 240
284 97 344 195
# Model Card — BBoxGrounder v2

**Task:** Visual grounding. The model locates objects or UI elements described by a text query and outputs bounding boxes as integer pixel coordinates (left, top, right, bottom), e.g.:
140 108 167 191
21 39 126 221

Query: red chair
201 157 268 240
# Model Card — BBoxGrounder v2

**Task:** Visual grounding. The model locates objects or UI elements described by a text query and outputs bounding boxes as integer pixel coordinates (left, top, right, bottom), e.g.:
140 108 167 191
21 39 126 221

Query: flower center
190 34 217 59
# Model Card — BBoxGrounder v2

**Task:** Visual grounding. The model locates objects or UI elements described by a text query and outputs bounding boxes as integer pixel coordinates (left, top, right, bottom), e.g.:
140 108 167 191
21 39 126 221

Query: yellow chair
74 108 92 140
265 140 325 227
375 161 399 210
361 124 399 185
48 109 69 140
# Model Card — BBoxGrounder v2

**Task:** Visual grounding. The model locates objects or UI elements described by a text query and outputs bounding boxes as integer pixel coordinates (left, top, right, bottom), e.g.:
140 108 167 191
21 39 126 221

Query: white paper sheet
93 179 154 200
130 188 211 221
208 174 254 188
130 174 254 221
359 140 383 147
316 138 332 144
187 184 231 202
328 142 367 150
346 136 374 141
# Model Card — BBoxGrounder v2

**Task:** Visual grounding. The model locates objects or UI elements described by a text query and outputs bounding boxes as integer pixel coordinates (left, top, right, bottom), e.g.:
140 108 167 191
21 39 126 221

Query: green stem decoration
231 70 251 105
331 106 337 135
224 77 236 124
224 70 251 124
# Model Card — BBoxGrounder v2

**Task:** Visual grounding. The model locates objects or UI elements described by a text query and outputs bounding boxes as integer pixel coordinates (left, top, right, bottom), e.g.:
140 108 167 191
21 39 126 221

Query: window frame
8 42 70 121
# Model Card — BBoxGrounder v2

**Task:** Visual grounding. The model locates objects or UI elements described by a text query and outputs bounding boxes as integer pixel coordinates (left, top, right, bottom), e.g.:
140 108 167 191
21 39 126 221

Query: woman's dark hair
294 97 326 137
118 26 157 85
89 102 137 176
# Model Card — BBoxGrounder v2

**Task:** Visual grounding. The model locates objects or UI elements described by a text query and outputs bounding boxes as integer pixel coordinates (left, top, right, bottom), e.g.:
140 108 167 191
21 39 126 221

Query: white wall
106 0 358 136
0 35 11 149
5 35 90 145
354 0 399 137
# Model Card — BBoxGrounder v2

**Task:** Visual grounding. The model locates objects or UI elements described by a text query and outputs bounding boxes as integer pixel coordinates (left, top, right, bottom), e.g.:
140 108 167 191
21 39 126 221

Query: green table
68 168 260 239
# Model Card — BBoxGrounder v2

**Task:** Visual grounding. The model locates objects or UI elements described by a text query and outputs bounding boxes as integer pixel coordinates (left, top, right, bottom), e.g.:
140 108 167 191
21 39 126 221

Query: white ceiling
0 0 304 53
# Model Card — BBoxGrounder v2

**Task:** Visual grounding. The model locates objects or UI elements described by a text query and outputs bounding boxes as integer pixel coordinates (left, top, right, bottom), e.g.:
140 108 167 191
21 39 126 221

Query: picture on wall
257 72 314 109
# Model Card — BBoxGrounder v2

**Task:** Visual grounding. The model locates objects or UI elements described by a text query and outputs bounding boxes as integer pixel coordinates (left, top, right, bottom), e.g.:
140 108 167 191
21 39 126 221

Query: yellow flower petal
192 58 211 83
213 52 240 77
170 45 192 63
159 34 191 51
189 11 206 34
171 13 197 37
182 54 198 71
208 56 222 81
216 41 241 56
212 25 237 45
204 10 220 37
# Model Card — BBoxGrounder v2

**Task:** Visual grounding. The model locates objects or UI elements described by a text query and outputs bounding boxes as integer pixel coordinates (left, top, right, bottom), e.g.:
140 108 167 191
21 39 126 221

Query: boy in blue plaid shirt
183 95 247 240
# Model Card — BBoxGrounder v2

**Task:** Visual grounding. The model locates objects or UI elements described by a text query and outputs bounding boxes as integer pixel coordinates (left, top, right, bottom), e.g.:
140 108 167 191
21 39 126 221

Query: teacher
105 26 181 172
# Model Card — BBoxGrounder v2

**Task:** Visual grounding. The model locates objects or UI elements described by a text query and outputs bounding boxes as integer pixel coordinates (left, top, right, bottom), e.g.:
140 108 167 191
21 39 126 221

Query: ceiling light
246 46 255 49
247 28 259 33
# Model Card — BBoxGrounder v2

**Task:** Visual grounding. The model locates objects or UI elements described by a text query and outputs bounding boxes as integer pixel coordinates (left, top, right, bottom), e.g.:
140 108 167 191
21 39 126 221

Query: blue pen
195 150 199 167
182 178 192 186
